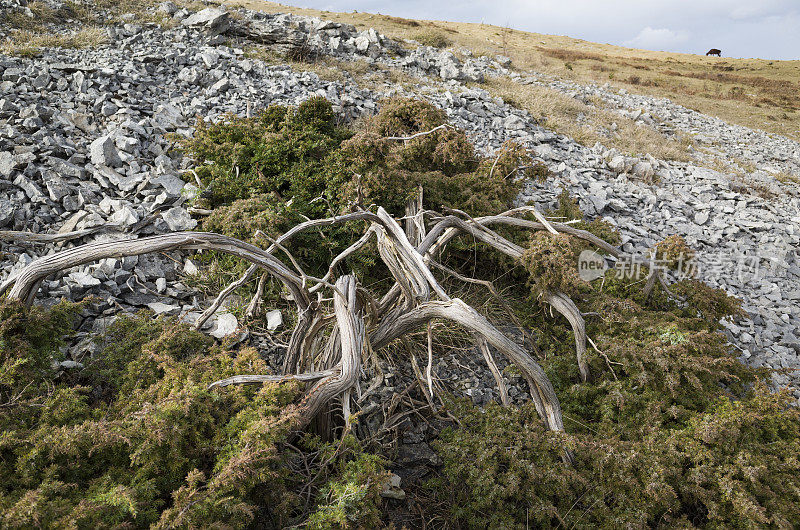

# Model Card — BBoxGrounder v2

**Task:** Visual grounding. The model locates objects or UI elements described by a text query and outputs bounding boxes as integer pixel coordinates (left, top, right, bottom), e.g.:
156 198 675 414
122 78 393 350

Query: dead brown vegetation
220 0 800 140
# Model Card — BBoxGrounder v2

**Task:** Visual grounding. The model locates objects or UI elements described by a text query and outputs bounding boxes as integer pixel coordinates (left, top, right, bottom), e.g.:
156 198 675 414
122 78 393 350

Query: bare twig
385 123 454 141
476 335 510 406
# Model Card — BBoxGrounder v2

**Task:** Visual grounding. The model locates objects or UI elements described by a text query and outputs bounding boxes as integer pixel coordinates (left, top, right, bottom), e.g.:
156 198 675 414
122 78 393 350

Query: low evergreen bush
2 97 796 528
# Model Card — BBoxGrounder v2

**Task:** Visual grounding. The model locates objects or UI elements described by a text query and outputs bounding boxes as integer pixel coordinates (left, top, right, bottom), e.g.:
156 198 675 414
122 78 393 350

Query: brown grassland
215 0 800 141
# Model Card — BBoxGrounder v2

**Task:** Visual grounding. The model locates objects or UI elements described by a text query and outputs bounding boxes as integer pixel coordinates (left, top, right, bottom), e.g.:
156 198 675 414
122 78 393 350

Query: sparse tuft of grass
774 170 800 186
1 0 92 30
247 45 419 91
485 76 694 162
383 15 420 27
413 29 452 49
1 26 108 56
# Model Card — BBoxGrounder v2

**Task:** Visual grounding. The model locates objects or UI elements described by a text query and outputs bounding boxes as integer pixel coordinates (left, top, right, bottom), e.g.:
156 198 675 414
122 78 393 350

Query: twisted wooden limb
195 211 381 328
208 369 339 388
245 272 269 318
370 298 564 432
1 231 319 376
417 212 593 383
642 268 661 299
297 275 364 427
0 225 122 245
385 123 454 141
429 259 537 351
404 185 425 248
546 291 589 382
211 275 364 430
196 263 259 329
374 207 449 303
476 336 510 406
2 232 310 308
377 211 595 382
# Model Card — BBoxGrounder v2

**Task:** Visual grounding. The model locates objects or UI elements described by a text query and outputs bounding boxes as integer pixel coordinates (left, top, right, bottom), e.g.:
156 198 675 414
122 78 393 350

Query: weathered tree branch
3 203 665 446
370 298 564 432
546 291 589 382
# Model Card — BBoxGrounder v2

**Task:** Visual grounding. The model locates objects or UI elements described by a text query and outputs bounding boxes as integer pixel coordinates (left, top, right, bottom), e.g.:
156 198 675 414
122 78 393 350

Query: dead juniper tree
2 200 669 453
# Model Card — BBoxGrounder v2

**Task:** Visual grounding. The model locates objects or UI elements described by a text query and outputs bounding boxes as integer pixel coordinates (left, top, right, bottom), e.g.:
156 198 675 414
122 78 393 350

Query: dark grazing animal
706 48 722 57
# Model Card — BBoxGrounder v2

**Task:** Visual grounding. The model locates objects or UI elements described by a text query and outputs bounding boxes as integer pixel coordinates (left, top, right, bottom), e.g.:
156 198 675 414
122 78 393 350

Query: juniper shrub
0 308 387 528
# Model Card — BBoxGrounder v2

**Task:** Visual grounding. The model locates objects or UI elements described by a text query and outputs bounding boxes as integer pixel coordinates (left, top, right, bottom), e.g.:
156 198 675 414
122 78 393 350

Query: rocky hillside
2 2 800 526
1 1 798 392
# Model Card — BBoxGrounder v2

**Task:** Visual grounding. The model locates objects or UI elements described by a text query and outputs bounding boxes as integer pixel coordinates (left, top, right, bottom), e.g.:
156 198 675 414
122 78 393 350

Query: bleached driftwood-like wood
296 275 364 426
2 232 309 308
0 226 117 244
195 263 260 329
385 123 454 142
5 201 666 445
208 368 340 388
370 298 564 432
546 291 589 382
194 211 381 329
477 336 511 406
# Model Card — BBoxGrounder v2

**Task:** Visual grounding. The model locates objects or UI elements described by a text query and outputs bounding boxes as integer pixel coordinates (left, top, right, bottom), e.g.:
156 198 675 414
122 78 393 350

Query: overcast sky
293 0 800 60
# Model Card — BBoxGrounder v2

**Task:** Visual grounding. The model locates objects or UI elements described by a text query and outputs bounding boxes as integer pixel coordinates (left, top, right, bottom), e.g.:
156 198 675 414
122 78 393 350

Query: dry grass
698 151 796 196
1 0 91 30
485 76 693 161
215 0 800 141
248 46 369 82
247 45 419 91
1 27 108 56
295 57 371 84
0 0 207 55
773 171 800 186
91 0 207 25
413 29 452 49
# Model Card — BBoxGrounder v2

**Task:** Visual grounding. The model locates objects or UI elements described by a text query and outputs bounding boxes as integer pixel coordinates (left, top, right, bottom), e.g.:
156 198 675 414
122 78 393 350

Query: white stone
182 8 230 33
266 309 282 331
162 207 197 231
69 270 101 287
59 360 84 369
504 114 525 131
147 302 180 315
354 35 370 52
608 155 626 172
210 313 238 339
0 151 17 177
439 63 460 80
110 205 139 226
184 259 199 276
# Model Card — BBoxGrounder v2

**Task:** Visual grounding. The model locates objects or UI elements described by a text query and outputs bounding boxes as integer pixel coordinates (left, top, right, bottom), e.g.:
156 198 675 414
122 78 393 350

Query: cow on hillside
706 48 722 57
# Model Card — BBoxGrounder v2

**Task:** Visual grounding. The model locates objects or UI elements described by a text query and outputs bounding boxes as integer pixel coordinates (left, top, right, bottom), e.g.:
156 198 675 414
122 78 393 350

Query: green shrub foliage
183 96 523 224
0 308 385 528
182 96 527 289
3 97 797 528
432 386 800 529
426 268 800 528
